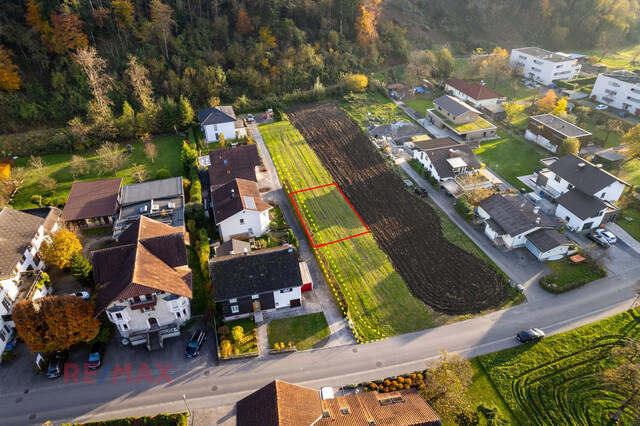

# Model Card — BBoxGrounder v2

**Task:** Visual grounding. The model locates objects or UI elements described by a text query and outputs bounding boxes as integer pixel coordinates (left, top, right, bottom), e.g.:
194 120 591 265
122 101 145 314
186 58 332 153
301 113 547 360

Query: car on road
47 350 69 378
595 104 608 110
185 329 206 358
594 228 617 244
70 291 90 300
88 342 105 370
517 328 545 343
587 231 611 248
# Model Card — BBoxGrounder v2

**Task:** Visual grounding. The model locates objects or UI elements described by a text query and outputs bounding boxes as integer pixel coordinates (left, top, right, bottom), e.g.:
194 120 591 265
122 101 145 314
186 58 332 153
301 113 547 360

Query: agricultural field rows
288 102 509 314
261 122 434 340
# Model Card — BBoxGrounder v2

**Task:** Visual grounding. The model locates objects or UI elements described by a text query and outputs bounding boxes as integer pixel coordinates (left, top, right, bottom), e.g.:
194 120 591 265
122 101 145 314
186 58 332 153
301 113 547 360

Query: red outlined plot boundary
289 183 370 248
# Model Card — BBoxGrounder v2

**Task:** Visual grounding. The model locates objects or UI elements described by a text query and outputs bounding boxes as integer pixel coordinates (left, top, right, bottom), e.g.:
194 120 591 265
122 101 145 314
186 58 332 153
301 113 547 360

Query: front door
252 301 261 311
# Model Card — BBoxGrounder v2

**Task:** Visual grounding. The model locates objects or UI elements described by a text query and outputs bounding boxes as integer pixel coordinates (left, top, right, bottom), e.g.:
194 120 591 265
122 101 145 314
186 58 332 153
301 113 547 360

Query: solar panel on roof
243 196 256 210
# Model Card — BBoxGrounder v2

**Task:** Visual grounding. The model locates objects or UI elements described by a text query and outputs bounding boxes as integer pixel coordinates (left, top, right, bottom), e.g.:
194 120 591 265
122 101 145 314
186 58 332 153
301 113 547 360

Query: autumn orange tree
236 9 254 35
0 45 21 92
48 12 88 54
537 90 558 114
355 0 382 47
40 229 83 269
13 296 100 352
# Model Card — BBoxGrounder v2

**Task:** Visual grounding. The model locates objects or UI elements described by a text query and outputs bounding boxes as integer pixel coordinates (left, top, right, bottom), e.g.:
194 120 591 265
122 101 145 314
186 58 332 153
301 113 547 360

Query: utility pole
182 394 192 426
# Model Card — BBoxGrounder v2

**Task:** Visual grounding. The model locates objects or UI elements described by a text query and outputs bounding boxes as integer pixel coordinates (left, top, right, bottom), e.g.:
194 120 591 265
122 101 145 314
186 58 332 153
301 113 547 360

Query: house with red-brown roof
92 216 192 351
61 178 122 228
211 178 272 241
237 380 442 426
444 79 506 108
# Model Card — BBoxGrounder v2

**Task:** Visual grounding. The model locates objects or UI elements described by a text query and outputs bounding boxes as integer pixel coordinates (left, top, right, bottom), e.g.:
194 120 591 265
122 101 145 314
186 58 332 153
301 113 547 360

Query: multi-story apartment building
510 47 581 85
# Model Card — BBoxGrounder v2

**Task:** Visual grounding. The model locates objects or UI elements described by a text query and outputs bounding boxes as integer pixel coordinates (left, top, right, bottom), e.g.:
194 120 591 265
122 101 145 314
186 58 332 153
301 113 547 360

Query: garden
339 91 409 129
539 258 606 294
217 318 258 359
267 312 330 351
261 120 435 341
477 309 640 425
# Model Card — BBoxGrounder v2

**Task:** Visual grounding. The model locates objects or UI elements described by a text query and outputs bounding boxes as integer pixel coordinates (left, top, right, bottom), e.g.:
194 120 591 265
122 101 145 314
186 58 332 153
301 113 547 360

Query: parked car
88 342 105 370
618 110 629 118
595 104 608 110
587 232 611 248
517 328 545 343
185 329 206 358
594 228 617 244
70 291 90 301
413 186 428 198
247 114 255 122
548 83 558 89
47 350 69 378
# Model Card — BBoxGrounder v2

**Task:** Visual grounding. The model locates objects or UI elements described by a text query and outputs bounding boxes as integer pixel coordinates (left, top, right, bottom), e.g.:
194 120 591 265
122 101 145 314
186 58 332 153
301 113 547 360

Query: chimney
536 217 541 224
449 148 455 157
533 206 540 214
243 248 248 256
231 189 235 199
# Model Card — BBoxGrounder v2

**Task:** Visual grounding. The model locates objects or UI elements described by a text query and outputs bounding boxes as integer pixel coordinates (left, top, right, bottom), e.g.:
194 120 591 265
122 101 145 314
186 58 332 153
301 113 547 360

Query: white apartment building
590 70 640 114
510 47 581 85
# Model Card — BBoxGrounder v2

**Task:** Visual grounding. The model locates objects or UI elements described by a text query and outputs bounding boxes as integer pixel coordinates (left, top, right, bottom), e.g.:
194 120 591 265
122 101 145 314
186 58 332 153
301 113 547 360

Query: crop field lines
290 183 370 247
261 121 434 340
479 310 640 425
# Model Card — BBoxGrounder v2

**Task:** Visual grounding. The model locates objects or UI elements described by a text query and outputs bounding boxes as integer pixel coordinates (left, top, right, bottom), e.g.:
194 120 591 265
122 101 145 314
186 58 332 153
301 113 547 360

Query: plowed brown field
287 102 508 314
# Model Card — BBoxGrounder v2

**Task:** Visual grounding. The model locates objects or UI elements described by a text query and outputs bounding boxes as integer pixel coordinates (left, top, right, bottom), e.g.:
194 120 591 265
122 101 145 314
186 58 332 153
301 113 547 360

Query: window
240 218 245 224
143 307 152 312
132 296 141 303
2 295 11 311
608 81 620 87
176 311 181 318
531 67 542 72
183 309 187 315
0 329 5 342
554 175 561 183
280 288 293 293
121 323 129 331
519 55 527 60
341 408 351 415
568 184 574 190
322 410 331 418
231 305 239 314
115 312 123 319
601 192 606 198
251 295 259 300
229 298 237 303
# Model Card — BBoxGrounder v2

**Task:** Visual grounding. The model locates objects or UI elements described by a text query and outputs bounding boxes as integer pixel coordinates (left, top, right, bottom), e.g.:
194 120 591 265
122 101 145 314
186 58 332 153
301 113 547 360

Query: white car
594 228 617 244
70 291 90 301
595 104 608 111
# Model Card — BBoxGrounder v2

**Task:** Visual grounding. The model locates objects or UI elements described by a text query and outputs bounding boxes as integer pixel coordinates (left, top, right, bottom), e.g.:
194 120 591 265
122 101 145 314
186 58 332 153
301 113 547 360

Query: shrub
454 196 473 221
190 179 202 204
287 228 298 248
2 349 15 362
231 325 245 342
341 73 368 93
155 169 171 180
31 195 42 206
217 325 229 336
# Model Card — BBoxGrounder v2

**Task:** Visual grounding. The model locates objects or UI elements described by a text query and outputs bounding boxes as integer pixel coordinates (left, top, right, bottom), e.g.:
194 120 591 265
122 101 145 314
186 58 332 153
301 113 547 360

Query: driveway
565 229 640 275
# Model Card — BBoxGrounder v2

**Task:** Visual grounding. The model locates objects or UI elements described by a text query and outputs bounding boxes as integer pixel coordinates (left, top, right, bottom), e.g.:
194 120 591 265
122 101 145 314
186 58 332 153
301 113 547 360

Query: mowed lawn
404 96 434 117
477 309 640 425
261 121 434 339
292 184 368 246
474 135 545 190
267 312 330 351
10 135 183 209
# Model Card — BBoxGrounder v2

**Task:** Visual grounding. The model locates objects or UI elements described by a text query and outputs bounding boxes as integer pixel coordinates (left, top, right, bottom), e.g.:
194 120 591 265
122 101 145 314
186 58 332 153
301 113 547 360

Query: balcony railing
130 295 157 310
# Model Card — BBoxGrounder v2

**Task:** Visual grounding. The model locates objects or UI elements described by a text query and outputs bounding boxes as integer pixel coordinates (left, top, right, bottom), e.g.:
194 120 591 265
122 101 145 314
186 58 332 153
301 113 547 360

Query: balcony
15 271 46 304
130 295 157 310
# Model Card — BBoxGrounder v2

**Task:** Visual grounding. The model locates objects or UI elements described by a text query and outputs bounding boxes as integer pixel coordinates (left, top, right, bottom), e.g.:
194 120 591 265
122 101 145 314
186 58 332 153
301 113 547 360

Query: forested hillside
1 0 640 144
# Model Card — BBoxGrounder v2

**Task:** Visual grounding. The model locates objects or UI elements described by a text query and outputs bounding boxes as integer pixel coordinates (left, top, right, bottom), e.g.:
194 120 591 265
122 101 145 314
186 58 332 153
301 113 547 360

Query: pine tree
178 95 195 127
70 252 93 284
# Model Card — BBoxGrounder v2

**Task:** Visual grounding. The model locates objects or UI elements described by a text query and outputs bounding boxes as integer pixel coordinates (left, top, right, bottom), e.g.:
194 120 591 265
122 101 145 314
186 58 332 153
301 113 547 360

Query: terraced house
426 95 497 141
0 207 61 357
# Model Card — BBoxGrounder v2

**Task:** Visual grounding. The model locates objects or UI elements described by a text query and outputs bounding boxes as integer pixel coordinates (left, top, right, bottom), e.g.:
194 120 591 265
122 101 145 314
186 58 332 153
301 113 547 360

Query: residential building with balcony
509 47 581 85
93 216 192 350
113 177 185 240
426 96 497 141
534 154 630 231
0 207 61 356
525 114 591 153
590 70 640 114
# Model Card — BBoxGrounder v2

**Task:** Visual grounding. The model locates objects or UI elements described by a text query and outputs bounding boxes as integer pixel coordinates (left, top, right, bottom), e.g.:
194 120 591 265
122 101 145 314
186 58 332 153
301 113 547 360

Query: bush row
409 158 439 188
68 412 188 426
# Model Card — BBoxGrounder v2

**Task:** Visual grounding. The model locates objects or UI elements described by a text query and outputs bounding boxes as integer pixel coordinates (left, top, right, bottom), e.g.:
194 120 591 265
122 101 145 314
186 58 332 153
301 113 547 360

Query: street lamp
182 394 192 426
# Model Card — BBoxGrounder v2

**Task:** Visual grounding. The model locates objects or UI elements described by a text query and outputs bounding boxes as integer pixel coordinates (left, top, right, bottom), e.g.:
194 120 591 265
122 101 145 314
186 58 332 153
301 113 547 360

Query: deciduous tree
341 73 368 92
406 50 435 85
623 123 640 157
143 137 158 164
125 55 153 109
111 0 134 30
537 90 558 114
258 26 277 49
420 350 474 419
40 229 83 269
599 119 623 143
13 296 99 352
551 98 568 118
479 47 510 89
49 12 88 54
235 10 254 35
355 0 382 47
603 339 640 423
0 45 22 92
150 0 175 61
69 155 90 177
557 137 580 157
502 101 525 125
73 47 113 117
96 142 128 174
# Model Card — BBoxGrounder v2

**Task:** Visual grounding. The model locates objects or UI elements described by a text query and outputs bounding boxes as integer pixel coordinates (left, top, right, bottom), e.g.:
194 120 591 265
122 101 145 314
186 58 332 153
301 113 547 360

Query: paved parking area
565 230 640 275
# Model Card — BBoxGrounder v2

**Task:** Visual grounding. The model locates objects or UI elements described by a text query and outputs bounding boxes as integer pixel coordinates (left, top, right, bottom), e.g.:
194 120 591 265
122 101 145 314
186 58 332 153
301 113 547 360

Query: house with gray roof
113 177 185 239
477 194 573 260
0 207 61 357
525 114 591 153
198 105 246 143
210 245 304 321
426 96 497 141
534 154 630 231
413 137 483 182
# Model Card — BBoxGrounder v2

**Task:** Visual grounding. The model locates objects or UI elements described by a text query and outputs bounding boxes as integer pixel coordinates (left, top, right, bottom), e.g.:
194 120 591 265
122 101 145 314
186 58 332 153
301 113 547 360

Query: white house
0 207 61 357
590 70 640 114
477 194 573 260
198 106 246 143
534 154 630 231
210 245 304 321
413 137 483 182
211 178 272 242
509 47 581 85
444 79 506 108
93 216 192 351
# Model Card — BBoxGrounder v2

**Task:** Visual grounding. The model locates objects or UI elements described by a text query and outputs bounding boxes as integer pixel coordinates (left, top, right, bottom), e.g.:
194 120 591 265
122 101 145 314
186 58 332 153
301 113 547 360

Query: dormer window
554 175 561 183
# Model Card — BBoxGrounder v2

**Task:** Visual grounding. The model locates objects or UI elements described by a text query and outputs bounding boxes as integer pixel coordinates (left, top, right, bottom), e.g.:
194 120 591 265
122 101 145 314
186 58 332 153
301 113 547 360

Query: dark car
185 329 206 358
47 350 69 378
88 342 105 370
517 328 545 343
587 232 611 248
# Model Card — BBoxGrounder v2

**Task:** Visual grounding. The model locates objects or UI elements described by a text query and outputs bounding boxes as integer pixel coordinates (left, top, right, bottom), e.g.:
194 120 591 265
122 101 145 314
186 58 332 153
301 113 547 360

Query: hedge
67 412 188 426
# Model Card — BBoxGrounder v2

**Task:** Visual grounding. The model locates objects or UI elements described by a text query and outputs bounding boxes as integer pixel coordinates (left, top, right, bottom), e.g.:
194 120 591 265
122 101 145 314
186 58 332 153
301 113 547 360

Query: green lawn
267 312 330 351
404 96 435 117
477 309 640 425
468 359 519 425
221 317 258 354
10 135 183 209
292 185 368 246
261 121 434 340
448 116 495 132
474 135 546 190
339 91 409 129
617 207 640 241
619 157 640 187
583 122 623 148
186 245 210 316
482 77 536 101
540 259 605 293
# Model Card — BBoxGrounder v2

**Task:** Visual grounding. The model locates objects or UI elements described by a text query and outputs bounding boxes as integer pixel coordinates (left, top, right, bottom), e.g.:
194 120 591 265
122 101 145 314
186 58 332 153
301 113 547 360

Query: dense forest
1 0 640 146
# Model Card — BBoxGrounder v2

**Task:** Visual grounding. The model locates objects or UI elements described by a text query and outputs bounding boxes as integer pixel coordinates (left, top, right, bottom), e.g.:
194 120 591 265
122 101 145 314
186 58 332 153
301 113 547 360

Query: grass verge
67 412 188 425
539 259 606 293
10 135 183 210
468 358 520 425
261 121 434 339
617 207 640 241
267 312 330 351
